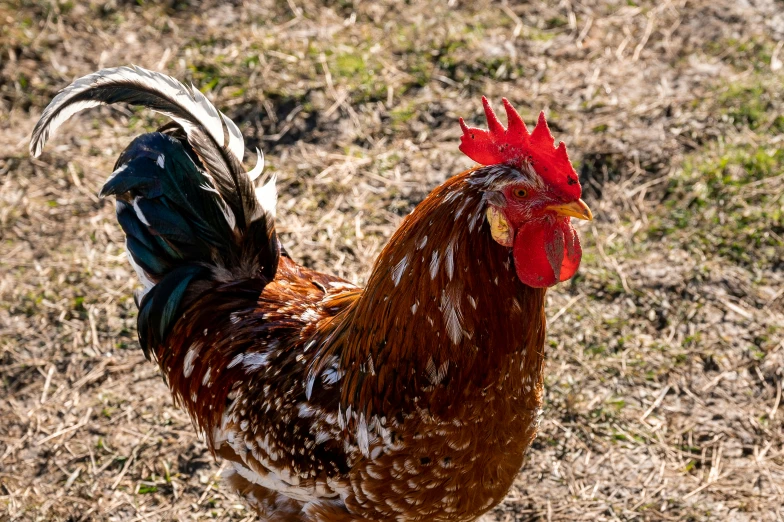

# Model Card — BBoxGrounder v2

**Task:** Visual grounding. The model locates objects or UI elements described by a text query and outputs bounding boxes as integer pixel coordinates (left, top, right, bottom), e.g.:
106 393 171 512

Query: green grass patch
650 145 783 269
328 51 388 103
706 37 776 71
719 82 784 133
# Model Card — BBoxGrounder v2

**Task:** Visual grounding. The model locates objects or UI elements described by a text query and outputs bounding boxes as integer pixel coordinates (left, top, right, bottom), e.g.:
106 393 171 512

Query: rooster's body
31 66 591 521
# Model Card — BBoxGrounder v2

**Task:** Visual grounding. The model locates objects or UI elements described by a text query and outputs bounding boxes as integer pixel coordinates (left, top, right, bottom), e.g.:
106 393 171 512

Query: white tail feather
125 242 155 298
221 113 245 162
30 100 102 158
30 65 245 163
247 148 265 181
255 173 278 219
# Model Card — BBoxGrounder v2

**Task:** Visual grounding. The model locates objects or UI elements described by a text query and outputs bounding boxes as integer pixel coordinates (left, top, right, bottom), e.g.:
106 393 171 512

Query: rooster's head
459 97 592 288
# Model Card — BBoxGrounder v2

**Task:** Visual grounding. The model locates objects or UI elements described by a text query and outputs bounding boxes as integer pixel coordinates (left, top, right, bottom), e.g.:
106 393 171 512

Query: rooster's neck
328 168 548 419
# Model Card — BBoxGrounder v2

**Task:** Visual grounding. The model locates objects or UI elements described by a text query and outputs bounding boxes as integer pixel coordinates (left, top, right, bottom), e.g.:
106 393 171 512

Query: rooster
31 66 592 521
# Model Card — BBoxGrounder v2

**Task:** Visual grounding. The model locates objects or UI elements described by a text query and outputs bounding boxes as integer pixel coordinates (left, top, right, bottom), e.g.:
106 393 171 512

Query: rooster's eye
513 188 528 199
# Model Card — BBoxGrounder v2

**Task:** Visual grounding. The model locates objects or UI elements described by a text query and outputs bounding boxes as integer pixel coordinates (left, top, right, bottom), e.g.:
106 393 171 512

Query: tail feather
137 265 212 360
106 133 236 261
30 65 263 229
30 66 281 359
108 132 279 355
105 134 235 254
117 203 173 274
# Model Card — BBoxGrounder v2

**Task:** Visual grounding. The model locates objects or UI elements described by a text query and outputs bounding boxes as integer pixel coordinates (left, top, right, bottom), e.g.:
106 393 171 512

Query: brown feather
148 166 550 521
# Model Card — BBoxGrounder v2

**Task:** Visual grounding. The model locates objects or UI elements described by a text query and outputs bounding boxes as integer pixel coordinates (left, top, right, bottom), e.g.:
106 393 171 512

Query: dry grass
1 0 783 520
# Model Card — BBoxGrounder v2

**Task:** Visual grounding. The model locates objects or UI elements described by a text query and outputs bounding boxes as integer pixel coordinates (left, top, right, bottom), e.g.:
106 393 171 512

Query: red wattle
512 218 582 288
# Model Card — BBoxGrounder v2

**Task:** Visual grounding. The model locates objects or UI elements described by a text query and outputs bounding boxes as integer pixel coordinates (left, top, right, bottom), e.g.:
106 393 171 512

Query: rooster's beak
547 199 593 221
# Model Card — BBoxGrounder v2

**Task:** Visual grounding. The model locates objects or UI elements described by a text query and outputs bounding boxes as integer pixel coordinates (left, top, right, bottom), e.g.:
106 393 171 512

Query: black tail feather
137 265 212 360
107 132 278 357
30 66 280 359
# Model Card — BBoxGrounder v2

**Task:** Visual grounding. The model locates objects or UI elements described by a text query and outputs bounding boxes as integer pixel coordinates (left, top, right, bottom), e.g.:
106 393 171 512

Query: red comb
459 97 581 199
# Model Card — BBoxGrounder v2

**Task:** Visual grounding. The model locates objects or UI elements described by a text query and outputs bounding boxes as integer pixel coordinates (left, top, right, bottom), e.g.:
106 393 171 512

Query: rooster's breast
342 383 543 521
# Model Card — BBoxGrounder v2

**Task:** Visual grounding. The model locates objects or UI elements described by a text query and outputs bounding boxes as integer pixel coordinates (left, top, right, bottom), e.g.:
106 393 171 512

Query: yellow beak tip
548 199 594 221
583 206 594 221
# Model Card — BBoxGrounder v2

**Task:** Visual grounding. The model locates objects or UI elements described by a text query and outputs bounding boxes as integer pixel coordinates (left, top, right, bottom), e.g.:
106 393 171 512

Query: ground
1 0 783 520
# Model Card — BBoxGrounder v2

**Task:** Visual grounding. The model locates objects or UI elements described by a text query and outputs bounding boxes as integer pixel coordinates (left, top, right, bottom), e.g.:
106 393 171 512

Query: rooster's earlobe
486 206 514 247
